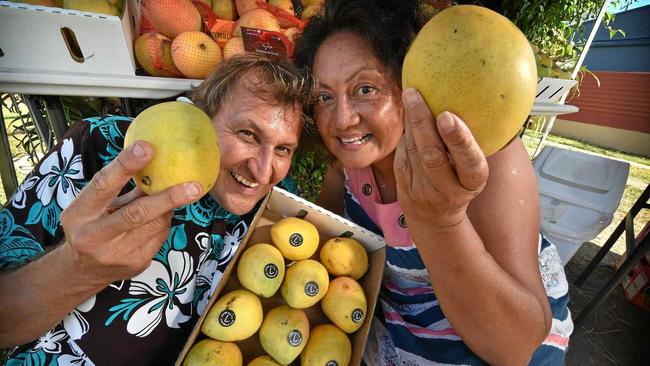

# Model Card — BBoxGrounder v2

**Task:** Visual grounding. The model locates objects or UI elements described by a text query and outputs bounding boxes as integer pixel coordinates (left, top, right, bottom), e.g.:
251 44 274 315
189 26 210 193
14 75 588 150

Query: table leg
575 185 650 286
574 233 650 328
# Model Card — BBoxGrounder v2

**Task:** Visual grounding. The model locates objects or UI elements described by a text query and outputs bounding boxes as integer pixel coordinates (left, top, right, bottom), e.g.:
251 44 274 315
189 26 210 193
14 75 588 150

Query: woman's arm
316 160 345 216
395 90 551 365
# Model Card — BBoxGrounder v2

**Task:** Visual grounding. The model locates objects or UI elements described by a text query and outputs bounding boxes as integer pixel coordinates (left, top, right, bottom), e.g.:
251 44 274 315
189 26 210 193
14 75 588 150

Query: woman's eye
358 85 375 96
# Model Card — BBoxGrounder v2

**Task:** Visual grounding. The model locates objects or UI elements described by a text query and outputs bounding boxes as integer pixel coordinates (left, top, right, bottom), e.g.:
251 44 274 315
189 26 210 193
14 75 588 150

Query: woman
295 0 572 365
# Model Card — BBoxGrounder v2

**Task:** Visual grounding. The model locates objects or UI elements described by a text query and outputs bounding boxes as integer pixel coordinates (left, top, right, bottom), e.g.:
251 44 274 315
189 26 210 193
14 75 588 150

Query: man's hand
394 89 489 230
59 141 203 285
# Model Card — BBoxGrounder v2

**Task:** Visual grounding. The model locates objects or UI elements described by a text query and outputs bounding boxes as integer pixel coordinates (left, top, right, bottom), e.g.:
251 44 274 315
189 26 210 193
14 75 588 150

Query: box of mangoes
175 187 387 366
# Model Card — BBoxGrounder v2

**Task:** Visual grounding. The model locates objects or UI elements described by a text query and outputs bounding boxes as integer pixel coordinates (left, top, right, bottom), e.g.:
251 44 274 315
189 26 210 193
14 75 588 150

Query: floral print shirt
0 116 293 365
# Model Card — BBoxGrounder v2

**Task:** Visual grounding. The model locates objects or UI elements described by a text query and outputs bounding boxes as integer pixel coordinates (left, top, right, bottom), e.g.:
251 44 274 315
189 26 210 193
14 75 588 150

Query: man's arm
0 142 202 347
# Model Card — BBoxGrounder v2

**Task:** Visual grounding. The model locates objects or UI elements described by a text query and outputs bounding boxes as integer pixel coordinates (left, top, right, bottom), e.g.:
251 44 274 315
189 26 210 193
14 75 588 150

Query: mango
212 0 237 20
320 237 368 280
259 305 310 365
281 259 329 309
123 101 220 195
321 277 366 333
63 0 119 15
233 8 281 37
247 355 281 366
268 0 293 14
142 0 202 38
223 36 246 60
183 339 242 366
300 324 352 366
172 31 223 79
134 32 181 78
202 289 263 341
237 243 285 298
402 5 537 156
300 4 323 21
235 0 258 15
271 217 319 260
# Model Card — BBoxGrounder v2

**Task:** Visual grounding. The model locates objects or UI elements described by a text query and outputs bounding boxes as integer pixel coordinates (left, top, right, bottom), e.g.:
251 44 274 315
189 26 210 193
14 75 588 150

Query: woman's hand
59 141 203 286
394 88 489 230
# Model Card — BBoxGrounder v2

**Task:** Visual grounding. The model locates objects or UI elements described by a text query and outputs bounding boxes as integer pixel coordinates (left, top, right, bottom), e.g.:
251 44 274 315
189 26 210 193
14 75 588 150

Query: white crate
0 0 141 76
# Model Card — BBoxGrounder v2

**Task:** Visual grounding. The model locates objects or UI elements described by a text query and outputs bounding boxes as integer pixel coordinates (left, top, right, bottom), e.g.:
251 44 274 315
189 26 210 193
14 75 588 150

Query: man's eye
276 146 291 156
316 93 332 104
239 130 254 139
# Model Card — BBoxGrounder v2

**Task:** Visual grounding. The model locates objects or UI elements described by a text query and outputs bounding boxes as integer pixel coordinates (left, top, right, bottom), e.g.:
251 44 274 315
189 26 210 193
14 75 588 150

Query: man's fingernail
186 183 201 198
132 143 146 158
437 112 455 133
403 88 419 107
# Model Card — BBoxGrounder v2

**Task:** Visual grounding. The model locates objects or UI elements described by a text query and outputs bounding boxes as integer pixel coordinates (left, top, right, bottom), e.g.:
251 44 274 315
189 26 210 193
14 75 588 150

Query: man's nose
334 96 360 130
248 148 274 185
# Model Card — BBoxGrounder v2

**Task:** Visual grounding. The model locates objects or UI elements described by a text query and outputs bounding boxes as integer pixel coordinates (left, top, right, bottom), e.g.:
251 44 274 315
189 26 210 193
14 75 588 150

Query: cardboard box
175 187 387 365
0 0 141 76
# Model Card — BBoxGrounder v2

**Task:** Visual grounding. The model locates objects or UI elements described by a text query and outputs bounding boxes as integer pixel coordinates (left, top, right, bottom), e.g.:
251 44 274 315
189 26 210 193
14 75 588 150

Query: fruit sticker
218 310 236 327
304 281 319 297
264 263 279 279
287 329 303 347
289 233 303 247
352 308 364 323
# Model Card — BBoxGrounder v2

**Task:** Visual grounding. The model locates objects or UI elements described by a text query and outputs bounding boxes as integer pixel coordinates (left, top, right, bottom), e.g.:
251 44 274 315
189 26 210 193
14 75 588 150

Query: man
0 53 313 365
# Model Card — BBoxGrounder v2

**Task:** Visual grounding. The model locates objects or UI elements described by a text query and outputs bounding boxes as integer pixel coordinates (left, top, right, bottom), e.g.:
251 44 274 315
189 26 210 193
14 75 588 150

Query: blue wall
578 5 650 72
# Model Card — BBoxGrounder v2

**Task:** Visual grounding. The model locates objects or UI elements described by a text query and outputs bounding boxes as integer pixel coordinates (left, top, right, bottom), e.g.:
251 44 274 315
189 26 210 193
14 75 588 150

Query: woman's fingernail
437 112 455 133
186 183 201 198
132 143 146 158
403 88 419 107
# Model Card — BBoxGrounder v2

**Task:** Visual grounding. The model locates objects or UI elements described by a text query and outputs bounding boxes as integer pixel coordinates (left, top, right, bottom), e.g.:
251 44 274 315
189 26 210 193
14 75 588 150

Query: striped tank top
342 166 573 365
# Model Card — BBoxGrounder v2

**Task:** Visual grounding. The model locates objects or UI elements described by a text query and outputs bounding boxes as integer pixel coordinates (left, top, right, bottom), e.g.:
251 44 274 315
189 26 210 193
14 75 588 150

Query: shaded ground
565 242 650 365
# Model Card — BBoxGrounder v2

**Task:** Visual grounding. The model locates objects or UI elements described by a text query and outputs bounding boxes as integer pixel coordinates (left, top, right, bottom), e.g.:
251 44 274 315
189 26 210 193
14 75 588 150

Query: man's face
209 73 302 215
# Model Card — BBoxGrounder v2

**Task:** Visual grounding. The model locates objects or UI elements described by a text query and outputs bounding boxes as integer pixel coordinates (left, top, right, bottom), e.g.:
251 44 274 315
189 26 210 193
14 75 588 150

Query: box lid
0 1 135 76
540 148 617 194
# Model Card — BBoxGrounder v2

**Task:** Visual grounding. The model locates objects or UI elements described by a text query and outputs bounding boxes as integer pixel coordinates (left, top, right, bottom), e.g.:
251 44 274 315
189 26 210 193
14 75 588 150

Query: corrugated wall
564 71 650 134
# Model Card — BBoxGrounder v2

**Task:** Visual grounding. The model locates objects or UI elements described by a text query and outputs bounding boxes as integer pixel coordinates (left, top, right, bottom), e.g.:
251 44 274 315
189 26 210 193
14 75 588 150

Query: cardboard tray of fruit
175 187 387 366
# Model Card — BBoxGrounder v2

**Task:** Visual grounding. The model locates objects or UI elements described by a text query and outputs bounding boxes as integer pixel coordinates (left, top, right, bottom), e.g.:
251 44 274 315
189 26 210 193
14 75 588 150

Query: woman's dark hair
295 0 421 85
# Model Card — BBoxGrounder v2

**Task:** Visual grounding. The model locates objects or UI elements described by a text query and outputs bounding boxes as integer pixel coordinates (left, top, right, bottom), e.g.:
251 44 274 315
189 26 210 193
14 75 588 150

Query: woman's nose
334 97 360 130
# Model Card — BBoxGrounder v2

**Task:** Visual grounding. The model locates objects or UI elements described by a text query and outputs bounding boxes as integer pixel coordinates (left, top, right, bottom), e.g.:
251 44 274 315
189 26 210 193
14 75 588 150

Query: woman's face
312 31 404 169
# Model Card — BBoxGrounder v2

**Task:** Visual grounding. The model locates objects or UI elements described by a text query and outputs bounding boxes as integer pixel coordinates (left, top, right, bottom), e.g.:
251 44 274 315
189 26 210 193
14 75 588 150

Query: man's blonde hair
192 53 314 122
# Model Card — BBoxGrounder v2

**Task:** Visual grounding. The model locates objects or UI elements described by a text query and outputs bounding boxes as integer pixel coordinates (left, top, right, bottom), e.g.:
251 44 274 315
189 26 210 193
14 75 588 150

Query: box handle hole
60 27 85 63
0 48 4 57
